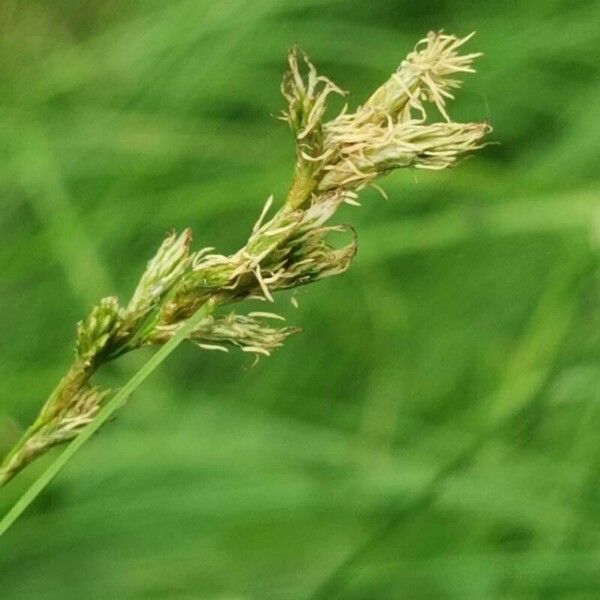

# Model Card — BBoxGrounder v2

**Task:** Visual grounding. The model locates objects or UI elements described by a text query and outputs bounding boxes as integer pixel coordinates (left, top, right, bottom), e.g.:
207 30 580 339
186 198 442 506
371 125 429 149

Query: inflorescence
0 31 490 485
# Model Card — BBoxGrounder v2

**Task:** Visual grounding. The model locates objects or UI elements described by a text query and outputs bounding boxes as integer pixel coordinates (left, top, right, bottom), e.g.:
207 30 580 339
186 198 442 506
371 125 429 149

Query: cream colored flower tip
362 31 482 123
282 31 491 197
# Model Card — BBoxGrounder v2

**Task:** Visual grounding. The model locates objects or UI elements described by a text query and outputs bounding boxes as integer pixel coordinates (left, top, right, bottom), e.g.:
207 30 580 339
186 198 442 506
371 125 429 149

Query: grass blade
0 302 212 538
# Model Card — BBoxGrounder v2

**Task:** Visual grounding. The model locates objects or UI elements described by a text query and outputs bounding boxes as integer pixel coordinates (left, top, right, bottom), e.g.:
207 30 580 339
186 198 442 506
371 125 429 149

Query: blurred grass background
1 0 600 598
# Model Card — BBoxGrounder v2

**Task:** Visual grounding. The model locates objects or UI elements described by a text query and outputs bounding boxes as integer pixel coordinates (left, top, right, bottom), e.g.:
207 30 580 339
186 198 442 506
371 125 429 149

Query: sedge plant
0 32 490 496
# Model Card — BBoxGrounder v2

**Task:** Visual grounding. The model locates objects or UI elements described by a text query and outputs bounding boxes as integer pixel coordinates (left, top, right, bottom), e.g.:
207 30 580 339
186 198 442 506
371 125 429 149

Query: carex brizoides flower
0 31 490 485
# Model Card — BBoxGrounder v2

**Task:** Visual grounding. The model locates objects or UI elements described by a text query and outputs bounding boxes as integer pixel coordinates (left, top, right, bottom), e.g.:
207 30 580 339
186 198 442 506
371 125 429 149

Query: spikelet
281 31 491 195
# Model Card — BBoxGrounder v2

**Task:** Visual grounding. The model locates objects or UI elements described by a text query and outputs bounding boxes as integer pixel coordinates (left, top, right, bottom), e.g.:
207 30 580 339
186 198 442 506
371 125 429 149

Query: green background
1 1 600 598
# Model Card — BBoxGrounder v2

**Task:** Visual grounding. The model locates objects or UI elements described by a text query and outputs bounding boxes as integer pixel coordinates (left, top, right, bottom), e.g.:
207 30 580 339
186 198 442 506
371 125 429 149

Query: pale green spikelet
126 229 193 319
151 312 300 357
75 296 121 365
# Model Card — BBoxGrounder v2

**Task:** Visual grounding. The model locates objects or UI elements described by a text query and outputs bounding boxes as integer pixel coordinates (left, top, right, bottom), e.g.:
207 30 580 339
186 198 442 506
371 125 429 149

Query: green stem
0 360 91 486
0 424 41 484
0 301 213 537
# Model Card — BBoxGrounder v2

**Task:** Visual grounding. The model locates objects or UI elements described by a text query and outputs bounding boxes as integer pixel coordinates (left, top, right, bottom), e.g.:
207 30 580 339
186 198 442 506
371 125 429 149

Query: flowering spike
126 229 193 319
1 32 490 486
363 31 482 123
280 31 491 196
76 296 121 365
